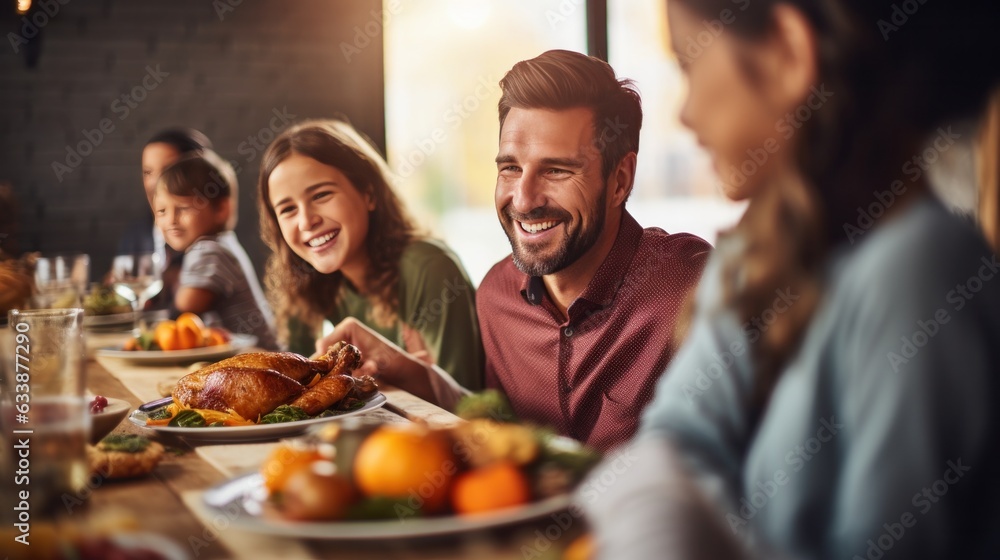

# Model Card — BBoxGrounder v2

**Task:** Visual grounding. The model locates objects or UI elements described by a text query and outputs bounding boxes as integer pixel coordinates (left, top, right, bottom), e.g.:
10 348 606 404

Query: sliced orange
176 312 208 350
154 321 179 351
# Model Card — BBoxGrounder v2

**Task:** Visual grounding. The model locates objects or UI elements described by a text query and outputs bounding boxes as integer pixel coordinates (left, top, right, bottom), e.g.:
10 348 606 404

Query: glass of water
3 308 89 519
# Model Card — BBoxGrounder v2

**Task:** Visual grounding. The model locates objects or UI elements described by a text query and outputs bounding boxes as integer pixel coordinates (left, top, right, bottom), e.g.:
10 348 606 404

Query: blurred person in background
155 151 277 350
259 120 483 391
583 1 1000 558
118 127 214 309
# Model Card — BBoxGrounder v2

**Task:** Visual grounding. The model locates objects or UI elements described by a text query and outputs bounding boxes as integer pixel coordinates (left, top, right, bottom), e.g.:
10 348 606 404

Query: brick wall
0 0 386 280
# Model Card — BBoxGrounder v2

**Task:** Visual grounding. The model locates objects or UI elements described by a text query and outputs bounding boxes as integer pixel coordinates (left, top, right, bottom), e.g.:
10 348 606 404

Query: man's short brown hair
498 49 642 181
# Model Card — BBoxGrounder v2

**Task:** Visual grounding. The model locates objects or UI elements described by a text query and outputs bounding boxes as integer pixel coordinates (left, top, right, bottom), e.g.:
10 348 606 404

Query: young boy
153 150 278 350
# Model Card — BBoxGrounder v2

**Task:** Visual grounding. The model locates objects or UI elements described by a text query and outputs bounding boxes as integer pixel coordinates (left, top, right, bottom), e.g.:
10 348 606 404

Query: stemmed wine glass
109 252 163 314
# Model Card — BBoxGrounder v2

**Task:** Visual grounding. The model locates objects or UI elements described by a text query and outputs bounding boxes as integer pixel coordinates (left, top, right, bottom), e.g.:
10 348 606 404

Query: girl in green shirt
257 120 483 391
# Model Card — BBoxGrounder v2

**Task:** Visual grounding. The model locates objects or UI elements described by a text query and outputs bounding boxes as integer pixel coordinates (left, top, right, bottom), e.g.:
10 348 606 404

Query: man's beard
500 191 607 277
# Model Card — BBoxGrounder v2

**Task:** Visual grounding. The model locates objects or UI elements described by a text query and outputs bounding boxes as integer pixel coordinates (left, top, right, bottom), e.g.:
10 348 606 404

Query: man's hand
314 317 401 378
313 317 467 409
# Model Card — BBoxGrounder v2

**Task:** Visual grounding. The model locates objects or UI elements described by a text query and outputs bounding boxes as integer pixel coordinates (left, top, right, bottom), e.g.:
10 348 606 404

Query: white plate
128 393 387 442
202 471 572 540
83 311 137 328
109 532 189 560
95 333 258 365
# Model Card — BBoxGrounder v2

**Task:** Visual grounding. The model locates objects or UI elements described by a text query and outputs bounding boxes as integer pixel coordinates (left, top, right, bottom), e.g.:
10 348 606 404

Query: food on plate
263 393 602 521
451 419 539 468
81 284 134 316
454 388 519 423
0 252 35 317
86 434 165 479
142 342 377 426
353 424 457 514
450 461 531 515
122 312 230 351
563 533 595 560
90 395 109 413
280 461 357 521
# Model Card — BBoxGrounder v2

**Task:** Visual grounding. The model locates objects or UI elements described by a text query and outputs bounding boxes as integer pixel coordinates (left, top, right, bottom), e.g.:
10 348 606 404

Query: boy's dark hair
157 150 237 217
146 127 213 155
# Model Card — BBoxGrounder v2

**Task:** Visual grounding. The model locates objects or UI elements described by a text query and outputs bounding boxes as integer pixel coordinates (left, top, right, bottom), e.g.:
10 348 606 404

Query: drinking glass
3 308 89 519
110 251 163 311
33 253 90 309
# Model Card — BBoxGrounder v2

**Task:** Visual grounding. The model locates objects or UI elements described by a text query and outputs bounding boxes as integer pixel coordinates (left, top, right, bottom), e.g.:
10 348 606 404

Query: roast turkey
172 342 365 419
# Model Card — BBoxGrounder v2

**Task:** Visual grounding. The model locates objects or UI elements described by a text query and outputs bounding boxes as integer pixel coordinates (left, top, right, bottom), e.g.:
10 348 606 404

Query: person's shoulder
401 238 458 266
400 238 470 281
641 227 713 253
638 228 713 272
478 255 520 300
844 197 989 288
833 196 999 324
185 233 239 263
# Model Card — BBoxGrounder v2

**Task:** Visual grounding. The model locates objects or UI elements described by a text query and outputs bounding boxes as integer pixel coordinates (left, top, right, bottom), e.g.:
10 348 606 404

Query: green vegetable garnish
208 421 225 427
259 405 310 424
455 389 519 423
138 332 156 351
97 434 151 453
169 409 206 427
147 406 173 420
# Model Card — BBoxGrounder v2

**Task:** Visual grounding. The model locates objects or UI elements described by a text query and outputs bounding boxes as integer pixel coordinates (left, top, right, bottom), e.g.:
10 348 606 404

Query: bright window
385 0 744 284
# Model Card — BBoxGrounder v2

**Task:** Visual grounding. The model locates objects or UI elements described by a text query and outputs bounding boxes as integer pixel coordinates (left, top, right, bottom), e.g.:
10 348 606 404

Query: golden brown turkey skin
172 366 305 420
289 374 356 415
198 343 346 384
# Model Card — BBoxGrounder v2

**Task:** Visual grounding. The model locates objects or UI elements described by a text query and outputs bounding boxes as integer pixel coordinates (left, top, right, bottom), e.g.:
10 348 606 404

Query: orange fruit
353 424 457 514
176 312 208 350
563 533 595 560
154 321 179 351
260 442 324 493
451 461 531 515
206 327 230 347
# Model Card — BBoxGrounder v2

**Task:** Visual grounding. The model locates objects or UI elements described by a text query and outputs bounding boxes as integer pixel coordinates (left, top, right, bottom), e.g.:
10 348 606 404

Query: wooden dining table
78 336 585 560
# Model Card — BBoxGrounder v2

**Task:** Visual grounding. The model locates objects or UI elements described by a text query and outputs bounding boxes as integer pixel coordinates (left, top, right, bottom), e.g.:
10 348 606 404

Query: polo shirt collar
520 210 644 312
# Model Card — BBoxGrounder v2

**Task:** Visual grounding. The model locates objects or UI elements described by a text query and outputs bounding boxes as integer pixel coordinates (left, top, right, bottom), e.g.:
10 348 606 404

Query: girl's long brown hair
258 120 416 345
674 0 1000 411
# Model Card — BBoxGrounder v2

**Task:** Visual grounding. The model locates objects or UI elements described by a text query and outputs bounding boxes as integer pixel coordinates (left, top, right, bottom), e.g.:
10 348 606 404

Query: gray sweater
584 195 1000 559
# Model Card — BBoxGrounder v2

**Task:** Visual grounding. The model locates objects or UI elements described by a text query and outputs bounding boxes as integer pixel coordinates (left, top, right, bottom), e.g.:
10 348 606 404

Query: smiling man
477 50 711 451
